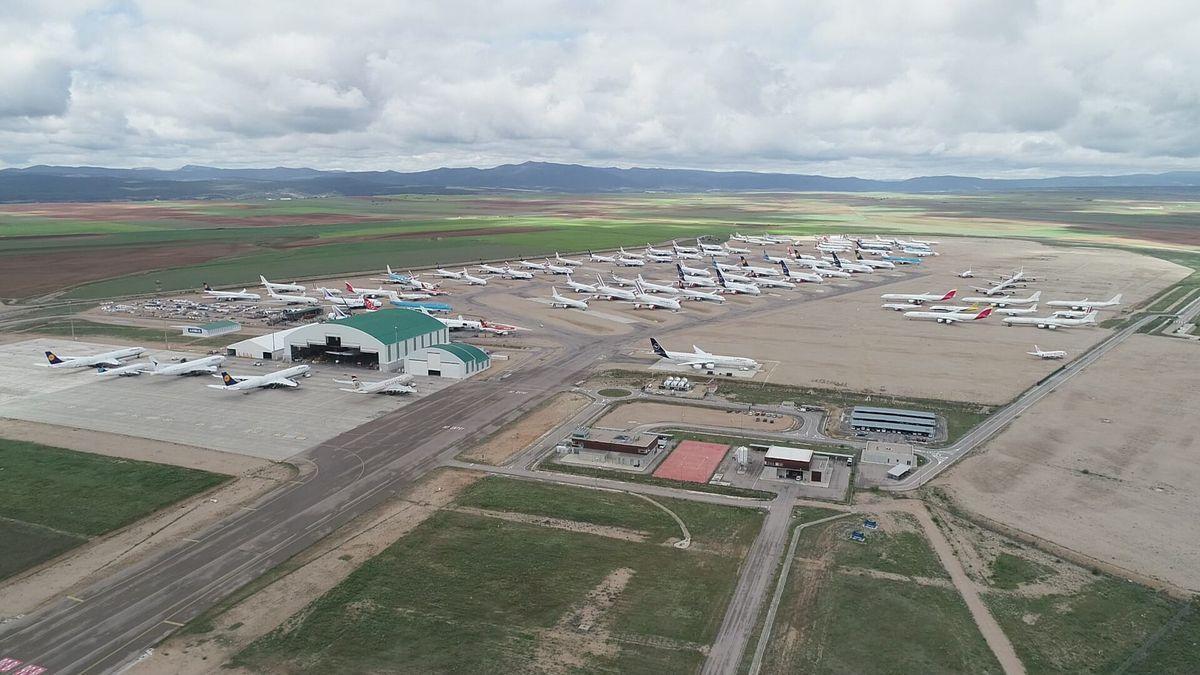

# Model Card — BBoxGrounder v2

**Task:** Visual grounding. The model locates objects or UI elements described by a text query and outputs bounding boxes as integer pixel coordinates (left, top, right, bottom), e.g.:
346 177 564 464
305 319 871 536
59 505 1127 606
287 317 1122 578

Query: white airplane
779 262 823 283
554 252 583 267
882 302 921 311
203 284 261 301
564 274 598 293
148 355 226 376
345 282 430 301
96 362 152 377
434 268 465 279
335 373 415 395
672 247 702 260
502 265 534 280
671 240 700 254
325 289 371 308
903 307 993 324
761 251 788 264
259 275 305 293
615 255 646 267
699 244 728 257
635 275 681 295
723 242 752 255
814 267 852 279
631 281 682 311
608 273 637 287
825 253 873 273
516 259 547 271
730 233 773 246
715 268 761 295
618 247 644 260
1051 309 1092 319
676 261 710 277
265 288 318 305
544 261 574 275
461 269 488 286
902 247 937 257
477 263 509 275
960 291 1041 308
645 244 672 256
589 250 617 263
879 289 957 305
993 304 1039 316
208 365 311 391
1028 345 1067 360
1003 311 1099 329
379 266 440 292
723 257 782 277
1046 294 1122 311
958 270 974 278
749 275 795 289
478 319 526 335
647 252 676 263
651 338 759 370
677 266 718 288
972 279 1021 296
854 257 895 270
594 275 636 301
550 287 589 310
678 286 726 303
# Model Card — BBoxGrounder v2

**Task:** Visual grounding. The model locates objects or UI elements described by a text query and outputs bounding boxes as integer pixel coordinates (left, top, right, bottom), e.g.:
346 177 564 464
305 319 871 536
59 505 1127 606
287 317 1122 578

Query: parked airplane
993 304 1039 316
958 270 974 278
1046 294 1122 311
554 252 583 266
1028 345 1067 360
699 244 728 257
650 338 759 370
635 275 681 295
972 279 1021 296
326 289 371 308
607 273 637 287
345 282 432 301
761 251 788 264
854 257 894 270
208 365 311 391
565 274 598 293
671 240 700 254
903 307 993 324
672 246 702 260
266 288 319 305
594 275 636 301
678 286 726 303
259 275 305 293
516 259 547 271
618 247 644 260
729 256 782 277
676 261 710 277
723 242 752 255
883 255 922 265
390 299 452 313
148 355 225 376
615 255 646 267
814 267 852 279
1003 311 1099 329
477 263 509 275
335 373 415 395
502 265 534 280
381 266 441 292
96 362 152 377
729 233 773 246
461 269 488 286
960 291 1041 308
631 281 682 311
434 268 465 279
589 250 617 263
550 287 589 310
779 262 823 283
645 244 672 256
677 266 718 288
715 268 761 295
647 252 676 263
543 261 573 275
879 289 956 305
203 284 261 301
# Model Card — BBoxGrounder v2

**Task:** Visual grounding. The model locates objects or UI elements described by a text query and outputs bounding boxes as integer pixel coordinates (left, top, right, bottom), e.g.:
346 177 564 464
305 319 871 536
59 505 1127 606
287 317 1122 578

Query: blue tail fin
220 372 237 386
45 351 64 365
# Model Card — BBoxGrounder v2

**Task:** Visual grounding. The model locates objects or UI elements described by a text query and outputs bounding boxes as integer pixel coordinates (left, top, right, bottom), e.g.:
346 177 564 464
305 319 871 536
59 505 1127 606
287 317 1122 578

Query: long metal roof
852 406 938 420
331 309 445 345
850 419 936 435
851 412 937 428
430 342 490 365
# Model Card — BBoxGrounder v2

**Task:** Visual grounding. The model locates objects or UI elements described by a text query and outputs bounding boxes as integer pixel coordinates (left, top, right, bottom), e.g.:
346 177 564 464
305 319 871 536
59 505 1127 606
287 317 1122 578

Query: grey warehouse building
850 406 937 439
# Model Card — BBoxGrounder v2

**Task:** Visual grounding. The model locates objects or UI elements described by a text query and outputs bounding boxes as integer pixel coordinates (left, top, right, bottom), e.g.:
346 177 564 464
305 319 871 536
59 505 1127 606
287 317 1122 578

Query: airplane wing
276 378 300 387
97 358 124 367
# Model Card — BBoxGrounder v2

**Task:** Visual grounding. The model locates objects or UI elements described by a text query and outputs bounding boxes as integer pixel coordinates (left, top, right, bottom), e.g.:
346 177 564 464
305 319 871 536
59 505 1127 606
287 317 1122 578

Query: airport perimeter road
0 343 601 674
888 310 1178 491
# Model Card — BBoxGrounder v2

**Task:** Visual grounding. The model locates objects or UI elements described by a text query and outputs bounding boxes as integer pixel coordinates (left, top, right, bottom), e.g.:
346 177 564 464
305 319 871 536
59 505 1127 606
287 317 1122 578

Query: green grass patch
538 458 776 501
17 318 233 348
0 438 228 537
792 505 849 524
234 499 756 673
1124 600 1200 674
597 388 631 398
0 518 88 580
984 578 1183 674
987 552 1051 590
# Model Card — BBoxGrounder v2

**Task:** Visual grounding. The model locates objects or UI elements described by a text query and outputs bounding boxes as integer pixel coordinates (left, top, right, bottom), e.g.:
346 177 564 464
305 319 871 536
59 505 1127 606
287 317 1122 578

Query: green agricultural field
18 318 233 348
0 438 229 580
985 578 1190 674
759 514 999 674
233 477 763 673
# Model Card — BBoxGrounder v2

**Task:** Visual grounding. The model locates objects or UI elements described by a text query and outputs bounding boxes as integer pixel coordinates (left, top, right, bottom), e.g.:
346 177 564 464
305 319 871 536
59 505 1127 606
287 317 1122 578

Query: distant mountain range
1 161 1199 202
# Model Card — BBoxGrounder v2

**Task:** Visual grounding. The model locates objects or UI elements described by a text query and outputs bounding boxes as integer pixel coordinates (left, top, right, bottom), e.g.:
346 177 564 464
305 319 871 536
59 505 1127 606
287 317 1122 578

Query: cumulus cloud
0 0 1197 176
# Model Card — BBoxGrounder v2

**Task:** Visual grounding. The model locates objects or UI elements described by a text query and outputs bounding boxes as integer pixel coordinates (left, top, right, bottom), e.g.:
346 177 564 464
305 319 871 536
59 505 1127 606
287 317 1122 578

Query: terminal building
849 406 938 439
225 309 490 378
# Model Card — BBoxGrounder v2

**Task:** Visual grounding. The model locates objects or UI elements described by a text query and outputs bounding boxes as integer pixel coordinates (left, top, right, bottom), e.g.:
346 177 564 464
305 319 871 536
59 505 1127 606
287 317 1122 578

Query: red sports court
653 440 729 483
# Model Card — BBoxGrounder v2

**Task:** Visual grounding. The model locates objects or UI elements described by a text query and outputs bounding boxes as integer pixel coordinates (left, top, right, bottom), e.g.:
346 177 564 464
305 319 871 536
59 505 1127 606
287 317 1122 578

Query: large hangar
404 343 491 379
284 309 449 372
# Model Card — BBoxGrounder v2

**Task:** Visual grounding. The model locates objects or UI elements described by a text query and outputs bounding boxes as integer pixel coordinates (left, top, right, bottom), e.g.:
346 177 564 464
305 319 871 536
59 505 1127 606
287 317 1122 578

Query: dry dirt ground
938 335 1200 592
130 468 482 675
594 400 798 433
651 238 1187 404
458 391 592 465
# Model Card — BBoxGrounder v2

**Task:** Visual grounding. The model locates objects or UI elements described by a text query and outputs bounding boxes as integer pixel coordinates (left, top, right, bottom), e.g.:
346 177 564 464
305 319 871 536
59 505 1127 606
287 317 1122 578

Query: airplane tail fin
365 298 380 310
260 275 269 285
44 351 64 365
1112 294 1122 304
151 357 159 368
220 372 237 387
974 307 993 320
204 283 212 291
942 289 957 300
1031 291 1041 301
650 338 668 357
345 281 356 293
1033 345 1041 353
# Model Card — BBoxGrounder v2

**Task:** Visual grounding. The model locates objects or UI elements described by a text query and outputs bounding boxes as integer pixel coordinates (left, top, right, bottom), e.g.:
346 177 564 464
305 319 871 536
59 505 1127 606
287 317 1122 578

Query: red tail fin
942 289 957 300
345 282 356 293
974 307 993 320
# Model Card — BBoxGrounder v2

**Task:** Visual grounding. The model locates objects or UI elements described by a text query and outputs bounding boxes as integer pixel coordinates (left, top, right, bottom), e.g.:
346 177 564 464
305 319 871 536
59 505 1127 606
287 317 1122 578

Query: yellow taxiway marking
66 595 85 603
162 619 185 627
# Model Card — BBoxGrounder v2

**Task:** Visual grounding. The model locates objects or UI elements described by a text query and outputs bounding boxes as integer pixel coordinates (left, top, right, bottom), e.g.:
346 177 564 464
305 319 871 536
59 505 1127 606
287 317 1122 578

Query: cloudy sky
2 1 1197 177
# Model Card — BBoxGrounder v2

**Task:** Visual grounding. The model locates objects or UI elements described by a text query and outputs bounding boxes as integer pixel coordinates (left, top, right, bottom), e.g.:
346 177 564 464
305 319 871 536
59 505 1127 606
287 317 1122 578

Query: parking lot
0 338 453 461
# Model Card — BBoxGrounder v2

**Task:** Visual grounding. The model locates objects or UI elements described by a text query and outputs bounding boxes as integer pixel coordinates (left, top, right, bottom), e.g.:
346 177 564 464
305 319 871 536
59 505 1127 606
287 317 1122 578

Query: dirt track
939 335 1200 591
